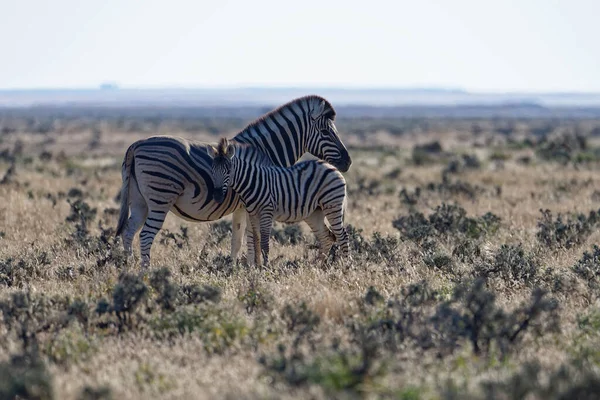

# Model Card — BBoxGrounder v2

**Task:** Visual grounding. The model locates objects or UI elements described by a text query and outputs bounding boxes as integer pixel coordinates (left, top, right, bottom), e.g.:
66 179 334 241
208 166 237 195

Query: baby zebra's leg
247 213 263 267
322 203 350 260
304 208 336 261
231 207 247 262
258 211 275 266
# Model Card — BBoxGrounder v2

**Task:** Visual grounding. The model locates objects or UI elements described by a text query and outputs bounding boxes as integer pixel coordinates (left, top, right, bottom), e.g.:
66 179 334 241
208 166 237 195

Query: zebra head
206 138 235 204
306 98 352 172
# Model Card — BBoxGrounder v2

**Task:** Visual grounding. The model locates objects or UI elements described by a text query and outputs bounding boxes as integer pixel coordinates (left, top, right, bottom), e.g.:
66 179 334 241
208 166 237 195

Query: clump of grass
259 338 384 395
259 300 384 396
0 249 51 287
238 277 274 314
150 305 247 354
45 324 97 367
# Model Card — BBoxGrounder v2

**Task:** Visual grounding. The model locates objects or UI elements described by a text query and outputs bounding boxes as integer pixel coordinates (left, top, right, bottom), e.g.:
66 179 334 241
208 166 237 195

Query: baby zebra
207 138 350 266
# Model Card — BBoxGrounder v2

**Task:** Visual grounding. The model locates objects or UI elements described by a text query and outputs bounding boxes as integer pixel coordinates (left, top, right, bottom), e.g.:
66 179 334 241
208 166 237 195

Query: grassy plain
1 110 600 399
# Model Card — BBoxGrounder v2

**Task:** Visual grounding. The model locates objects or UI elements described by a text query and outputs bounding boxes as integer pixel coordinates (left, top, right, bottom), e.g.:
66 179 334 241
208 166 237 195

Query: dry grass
2 113 600 399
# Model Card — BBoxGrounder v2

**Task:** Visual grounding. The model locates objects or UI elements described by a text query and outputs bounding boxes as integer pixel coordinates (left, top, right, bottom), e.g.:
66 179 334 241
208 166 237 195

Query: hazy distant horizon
2 84 600 96
3 86 600 110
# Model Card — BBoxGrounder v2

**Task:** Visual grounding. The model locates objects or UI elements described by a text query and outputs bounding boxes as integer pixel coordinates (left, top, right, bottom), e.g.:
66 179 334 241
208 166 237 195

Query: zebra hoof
140 257 150 269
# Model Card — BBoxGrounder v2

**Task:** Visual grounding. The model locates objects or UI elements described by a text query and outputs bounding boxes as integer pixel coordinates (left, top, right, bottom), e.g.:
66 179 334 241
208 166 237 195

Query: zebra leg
231 207 247 262
258 212 274 266
247 213 263 267
139 205 172 268
323 205 350 260
245 212 256 266
304 208 336 261
122 177 148 258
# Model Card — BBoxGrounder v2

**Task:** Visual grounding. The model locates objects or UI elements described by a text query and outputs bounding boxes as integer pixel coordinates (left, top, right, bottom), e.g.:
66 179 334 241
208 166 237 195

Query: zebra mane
215 137 273 165
238 95 336 136
216 137 230 156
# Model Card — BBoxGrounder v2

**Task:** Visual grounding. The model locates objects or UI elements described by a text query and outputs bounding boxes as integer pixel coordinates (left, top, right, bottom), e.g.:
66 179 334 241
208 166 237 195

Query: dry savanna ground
2 112 600 399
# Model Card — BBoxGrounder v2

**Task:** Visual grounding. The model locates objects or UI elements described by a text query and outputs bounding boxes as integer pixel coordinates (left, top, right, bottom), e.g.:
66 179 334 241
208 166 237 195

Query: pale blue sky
0 0 598 92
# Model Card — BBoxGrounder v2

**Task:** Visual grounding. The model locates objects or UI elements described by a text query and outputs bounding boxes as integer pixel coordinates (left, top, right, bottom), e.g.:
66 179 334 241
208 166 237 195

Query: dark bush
430 177 482 200
393 203 501 243
358 279 559 359
159 226 189 249
67 187 84 198
392 211 433 243
149 268 178 312
78 386 113 400
0 352 54 400
344 225 402 264
110 273 149 330
475 244 539 285
481 360 600 400
272 224 304 246
209 220 232 244
179 284 221 305
399 187 420 206
535 133 588 164
412 141 444 166
432 280 560 357
573 245 600 290
536 208 600 249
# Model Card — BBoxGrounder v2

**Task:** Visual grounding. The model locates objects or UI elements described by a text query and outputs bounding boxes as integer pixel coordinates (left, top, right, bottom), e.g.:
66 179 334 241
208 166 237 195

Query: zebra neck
232 114 306 167
230 158 263 192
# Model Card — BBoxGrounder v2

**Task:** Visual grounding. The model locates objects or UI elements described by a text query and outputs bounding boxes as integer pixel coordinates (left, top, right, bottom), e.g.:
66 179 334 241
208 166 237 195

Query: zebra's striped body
207 138 350 266
115 95 351 267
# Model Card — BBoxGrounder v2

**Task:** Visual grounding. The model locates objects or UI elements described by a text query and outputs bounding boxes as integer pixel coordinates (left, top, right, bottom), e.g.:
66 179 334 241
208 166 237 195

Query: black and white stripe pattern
207 138 350 266
115 95 352 267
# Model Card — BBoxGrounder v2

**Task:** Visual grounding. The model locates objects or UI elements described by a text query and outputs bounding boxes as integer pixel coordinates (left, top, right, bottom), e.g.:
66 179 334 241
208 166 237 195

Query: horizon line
1 84 600 96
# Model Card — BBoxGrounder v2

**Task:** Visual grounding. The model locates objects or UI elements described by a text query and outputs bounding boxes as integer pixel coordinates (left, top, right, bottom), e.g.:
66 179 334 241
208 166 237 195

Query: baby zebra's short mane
216 137 230 156
215 137 273 165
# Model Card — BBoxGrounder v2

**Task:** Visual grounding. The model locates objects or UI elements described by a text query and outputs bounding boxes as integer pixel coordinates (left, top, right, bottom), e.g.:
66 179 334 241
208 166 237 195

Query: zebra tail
115 144 136 237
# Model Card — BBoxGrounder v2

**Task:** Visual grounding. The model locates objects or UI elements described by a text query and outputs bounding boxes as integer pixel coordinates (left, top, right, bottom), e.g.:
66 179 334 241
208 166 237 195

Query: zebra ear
225 144 236 159
311 100 326 119
206 145 217 159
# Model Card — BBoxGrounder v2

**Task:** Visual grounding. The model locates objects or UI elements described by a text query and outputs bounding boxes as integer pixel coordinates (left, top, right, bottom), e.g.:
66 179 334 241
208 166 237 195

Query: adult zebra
207 137 349 266
115 95 352 267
